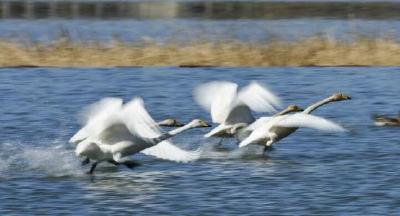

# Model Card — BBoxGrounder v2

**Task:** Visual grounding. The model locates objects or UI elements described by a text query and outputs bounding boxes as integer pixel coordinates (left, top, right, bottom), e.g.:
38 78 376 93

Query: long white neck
303 96 334 114
152 122 196 143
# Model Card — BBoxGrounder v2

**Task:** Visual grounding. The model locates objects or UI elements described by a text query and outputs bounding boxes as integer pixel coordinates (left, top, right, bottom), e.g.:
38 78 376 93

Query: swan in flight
232 105 304 142
69 98 184 146
71 97 210 174
238 93 351 151
193 81 281 142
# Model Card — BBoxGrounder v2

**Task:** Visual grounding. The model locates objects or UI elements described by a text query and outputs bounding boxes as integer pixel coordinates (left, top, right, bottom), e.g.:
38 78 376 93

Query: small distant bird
373 113 400 126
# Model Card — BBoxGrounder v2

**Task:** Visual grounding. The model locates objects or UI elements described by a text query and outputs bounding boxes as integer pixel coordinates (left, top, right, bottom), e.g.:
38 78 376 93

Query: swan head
331 93 351 101
286 105 304 112
158 118 184 127
275 104 303 116
189 119 211 128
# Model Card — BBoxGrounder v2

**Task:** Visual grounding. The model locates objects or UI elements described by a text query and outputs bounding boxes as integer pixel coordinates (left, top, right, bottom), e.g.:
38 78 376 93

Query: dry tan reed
1 37 400 67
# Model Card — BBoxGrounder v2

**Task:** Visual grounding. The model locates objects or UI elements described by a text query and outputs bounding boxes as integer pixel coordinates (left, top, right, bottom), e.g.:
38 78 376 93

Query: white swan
193 81 281 141
238 93 351 151
72 97 209 174
232 105 304 142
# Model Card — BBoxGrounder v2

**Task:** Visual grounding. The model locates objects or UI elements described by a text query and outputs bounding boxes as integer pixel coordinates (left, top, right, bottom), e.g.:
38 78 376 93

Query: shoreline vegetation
1 36 400 67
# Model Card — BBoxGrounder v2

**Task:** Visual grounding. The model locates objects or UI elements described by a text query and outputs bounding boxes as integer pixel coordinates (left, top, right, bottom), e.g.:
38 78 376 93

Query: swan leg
263 145 274 153
87 162 98 175
81 157 90 166
107 160 120 166
112 153 140 169
263 139 275 154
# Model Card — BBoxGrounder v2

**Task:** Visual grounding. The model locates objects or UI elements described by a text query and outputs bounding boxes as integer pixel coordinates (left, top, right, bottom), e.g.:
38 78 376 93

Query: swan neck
168 123 195 136
303 97 334 114
154 123 195 143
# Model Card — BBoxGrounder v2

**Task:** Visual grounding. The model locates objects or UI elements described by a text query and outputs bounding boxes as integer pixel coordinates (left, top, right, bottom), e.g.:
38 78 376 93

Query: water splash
0 140 83 177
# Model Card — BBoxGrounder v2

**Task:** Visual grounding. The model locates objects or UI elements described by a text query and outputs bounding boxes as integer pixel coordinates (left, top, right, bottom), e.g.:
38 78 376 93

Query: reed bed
1 36 400 67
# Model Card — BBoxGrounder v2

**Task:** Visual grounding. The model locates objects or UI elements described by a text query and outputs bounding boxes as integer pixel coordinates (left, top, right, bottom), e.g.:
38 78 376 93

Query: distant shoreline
1 36 400 67
2 1 400 20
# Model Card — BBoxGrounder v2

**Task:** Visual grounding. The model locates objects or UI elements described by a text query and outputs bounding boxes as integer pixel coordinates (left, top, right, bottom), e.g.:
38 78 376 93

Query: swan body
194 81 281 139
233 105 304 142
239 93 351 149
72 97 209 174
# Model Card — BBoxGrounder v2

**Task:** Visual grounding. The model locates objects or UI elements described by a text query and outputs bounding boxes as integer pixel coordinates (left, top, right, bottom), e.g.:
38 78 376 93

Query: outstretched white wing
275 113 346 132
239 113 346 148
237 81 281 113
204 123 232 138
194 81 238 123
238 115 280 148
78 97 123 125
122 98 201 162
141 141 201 162
194 81 281 124
69 97 123 145
121 97 162 139
245 116 273 132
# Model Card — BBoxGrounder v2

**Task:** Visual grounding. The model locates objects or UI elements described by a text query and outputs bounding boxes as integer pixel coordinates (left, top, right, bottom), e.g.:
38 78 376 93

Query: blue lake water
0 67 399 215
1 19 400 43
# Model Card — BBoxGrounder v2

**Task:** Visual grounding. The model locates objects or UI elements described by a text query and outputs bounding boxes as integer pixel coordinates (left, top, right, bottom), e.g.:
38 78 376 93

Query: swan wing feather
141 141 201 162
239 115 293 148
275 113 346 132
121 97 163 139
204 123 232 138
194 81 238 123
245 116 273 132
237 82 281 113
224 104 255 124
78 97 123 125
69 97 123 145
238 116 279 148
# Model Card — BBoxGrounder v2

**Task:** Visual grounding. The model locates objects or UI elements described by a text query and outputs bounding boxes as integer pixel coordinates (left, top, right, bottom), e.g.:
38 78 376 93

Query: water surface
0 67 399 215
1 19 400 43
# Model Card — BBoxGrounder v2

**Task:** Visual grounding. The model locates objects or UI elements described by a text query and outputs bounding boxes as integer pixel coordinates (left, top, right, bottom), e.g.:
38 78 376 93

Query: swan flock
70 81 351 174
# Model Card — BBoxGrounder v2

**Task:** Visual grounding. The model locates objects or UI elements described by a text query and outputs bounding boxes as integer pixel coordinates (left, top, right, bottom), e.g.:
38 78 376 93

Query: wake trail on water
0 139 84 177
